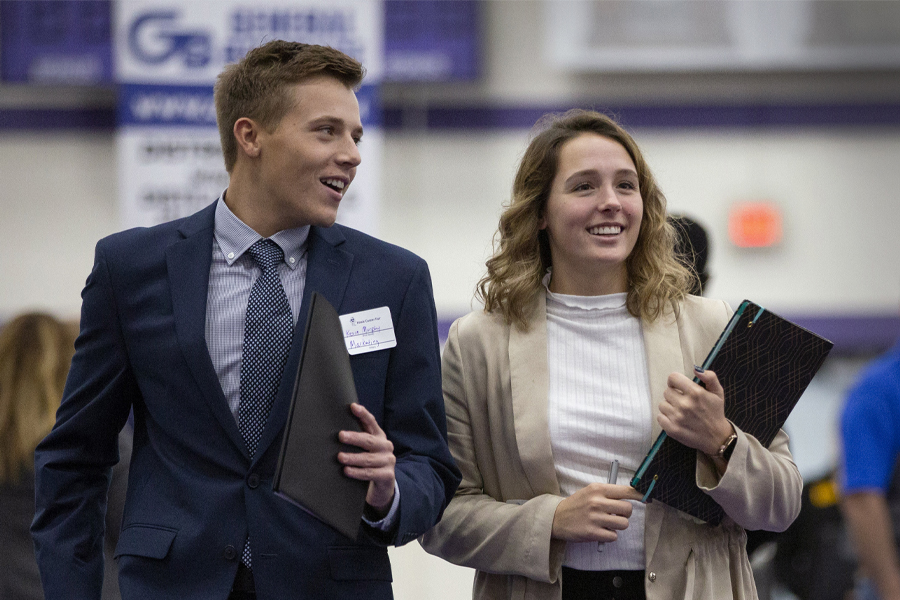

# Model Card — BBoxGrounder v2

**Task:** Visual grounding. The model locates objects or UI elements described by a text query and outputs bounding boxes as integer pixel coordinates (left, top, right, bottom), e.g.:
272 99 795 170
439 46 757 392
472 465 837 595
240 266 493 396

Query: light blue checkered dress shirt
205 196 310 423
202 195 400 528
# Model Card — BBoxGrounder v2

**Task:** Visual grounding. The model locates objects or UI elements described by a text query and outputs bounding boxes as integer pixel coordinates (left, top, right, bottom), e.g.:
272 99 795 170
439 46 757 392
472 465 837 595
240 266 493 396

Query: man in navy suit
32 41 460 600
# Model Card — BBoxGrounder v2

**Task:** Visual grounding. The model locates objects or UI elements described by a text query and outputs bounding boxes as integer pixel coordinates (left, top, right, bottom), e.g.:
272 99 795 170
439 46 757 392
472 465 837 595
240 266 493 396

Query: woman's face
539 132 643 296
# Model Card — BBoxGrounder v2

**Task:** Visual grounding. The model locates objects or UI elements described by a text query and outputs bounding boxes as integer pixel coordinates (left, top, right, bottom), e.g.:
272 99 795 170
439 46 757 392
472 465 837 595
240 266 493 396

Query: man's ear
234 117 261 159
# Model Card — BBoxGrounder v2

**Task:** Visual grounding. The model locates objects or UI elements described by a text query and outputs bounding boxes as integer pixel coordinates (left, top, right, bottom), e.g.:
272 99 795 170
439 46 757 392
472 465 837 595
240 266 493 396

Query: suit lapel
296 226 353 317
640 304 685 566
254 225 353 462
166 203 247 455
509 293 561 496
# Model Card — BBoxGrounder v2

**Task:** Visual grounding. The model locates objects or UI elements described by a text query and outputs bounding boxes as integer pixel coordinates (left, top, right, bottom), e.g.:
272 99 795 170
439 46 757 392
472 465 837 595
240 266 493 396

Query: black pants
227 563 255 600
562 567 646 600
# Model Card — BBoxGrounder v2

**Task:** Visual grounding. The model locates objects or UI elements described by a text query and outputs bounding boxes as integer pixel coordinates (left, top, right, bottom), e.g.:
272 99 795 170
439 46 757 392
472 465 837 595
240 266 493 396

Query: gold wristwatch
716 432 738 461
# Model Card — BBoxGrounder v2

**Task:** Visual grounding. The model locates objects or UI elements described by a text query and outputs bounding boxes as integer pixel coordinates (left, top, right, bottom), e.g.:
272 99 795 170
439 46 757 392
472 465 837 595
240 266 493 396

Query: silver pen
598 460 620 552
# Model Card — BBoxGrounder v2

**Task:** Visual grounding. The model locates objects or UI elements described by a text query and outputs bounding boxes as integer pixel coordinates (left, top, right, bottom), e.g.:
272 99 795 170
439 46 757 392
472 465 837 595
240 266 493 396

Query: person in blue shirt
840 338 900 600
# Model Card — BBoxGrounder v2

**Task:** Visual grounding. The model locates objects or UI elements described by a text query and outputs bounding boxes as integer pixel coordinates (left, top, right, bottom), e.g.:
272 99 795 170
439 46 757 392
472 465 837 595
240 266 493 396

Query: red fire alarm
728 202 783 248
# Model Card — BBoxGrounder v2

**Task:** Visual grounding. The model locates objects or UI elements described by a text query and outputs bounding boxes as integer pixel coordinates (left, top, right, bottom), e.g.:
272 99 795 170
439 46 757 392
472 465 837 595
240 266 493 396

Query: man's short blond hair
214 40 364 172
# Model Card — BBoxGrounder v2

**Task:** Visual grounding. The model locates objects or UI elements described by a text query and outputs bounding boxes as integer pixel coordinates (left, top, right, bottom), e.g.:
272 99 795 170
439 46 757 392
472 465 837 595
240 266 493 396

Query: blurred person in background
840 330 900 600
420 109 802 600
0 312 76 600
669 214 709 297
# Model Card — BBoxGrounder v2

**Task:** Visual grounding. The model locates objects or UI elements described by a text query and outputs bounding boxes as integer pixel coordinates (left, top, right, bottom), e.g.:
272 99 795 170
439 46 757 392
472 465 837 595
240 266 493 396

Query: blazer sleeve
32 243 136 600
419 318 566 583
379 259 462 546
696 426 802 532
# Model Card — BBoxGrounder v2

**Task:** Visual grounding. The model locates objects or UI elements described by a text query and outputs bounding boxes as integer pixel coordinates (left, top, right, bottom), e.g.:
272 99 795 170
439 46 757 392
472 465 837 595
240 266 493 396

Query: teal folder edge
630 299 834 525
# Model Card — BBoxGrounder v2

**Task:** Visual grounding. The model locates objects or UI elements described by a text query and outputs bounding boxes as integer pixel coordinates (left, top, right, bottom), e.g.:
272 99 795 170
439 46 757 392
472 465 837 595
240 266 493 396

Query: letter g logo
128 11 211 68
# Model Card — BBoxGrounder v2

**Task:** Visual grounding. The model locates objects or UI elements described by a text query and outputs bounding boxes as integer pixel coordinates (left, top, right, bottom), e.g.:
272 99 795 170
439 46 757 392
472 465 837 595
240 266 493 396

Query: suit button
612 576 623 588
224 545 237 561
247 473 260 489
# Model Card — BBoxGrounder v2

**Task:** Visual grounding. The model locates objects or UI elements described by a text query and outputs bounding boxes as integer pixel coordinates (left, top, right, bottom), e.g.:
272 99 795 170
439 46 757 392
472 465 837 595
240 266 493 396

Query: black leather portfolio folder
631 300 833 524
273 292 368 540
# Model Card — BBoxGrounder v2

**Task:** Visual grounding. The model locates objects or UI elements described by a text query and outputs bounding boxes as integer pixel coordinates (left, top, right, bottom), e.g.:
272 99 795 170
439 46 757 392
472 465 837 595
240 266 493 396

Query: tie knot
247 239 284 272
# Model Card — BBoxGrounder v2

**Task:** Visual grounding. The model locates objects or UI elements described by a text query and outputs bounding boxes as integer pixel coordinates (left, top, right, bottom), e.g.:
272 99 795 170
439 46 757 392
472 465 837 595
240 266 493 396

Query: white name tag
339 306 397 355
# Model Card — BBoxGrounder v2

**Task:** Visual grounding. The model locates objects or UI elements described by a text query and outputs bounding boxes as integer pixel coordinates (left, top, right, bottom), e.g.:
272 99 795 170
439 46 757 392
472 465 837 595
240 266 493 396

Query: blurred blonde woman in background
0 312 76 600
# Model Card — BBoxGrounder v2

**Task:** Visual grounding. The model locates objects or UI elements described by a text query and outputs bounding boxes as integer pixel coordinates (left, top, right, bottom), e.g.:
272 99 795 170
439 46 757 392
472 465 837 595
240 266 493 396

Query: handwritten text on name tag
339 306 397 355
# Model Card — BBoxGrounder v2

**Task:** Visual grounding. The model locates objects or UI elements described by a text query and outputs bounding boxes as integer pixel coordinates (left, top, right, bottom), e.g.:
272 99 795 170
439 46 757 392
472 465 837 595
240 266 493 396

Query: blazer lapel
510 294 689 561
297 226 353 316
166 203 247 456
254 225 353 462
643 306 685 440
640 305 685 566
509 293 561 496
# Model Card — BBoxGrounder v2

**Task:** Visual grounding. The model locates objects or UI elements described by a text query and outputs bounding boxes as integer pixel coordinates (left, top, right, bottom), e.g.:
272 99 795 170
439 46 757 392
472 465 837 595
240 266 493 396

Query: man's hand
659 368 733 457
337 403 396 519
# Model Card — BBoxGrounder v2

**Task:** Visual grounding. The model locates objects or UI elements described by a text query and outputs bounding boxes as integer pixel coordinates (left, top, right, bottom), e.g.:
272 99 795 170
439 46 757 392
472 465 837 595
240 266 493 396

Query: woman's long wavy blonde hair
0 313 76 483
478 109 695 329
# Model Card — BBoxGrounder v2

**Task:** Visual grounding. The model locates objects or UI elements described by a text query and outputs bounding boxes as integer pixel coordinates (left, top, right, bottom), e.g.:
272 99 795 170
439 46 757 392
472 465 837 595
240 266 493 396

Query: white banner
114 0 383 234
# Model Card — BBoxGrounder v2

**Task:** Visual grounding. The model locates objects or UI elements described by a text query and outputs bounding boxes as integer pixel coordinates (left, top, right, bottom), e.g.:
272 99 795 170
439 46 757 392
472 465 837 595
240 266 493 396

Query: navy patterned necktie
239 239 293 568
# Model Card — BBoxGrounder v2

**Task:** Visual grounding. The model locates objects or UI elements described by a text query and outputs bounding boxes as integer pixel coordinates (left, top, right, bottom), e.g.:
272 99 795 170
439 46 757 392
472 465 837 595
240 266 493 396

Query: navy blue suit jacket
32 202 460 600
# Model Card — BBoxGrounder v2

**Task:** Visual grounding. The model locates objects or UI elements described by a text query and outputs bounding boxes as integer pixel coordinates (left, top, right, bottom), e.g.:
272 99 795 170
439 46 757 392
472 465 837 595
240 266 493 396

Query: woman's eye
619 181 637 191
572 182 592 192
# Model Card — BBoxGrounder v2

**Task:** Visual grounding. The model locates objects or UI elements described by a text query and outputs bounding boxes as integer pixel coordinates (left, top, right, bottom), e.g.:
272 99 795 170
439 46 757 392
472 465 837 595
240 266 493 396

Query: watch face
722 435 738 461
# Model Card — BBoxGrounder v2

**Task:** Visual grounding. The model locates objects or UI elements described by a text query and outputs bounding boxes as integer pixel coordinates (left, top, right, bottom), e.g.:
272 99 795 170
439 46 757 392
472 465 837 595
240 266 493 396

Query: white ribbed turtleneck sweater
545 280 652 571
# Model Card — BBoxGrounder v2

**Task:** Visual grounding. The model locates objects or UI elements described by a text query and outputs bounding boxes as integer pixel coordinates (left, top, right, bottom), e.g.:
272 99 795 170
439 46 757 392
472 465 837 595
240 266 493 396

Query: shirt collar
214 193 311 270
542 268 628 311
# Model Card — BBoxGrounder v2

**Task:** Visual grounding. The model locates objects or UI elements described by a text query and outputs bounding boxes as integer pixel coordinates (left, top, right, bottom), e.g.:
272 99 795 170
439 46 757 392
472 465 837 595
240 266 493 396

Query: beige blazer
420 294 802 600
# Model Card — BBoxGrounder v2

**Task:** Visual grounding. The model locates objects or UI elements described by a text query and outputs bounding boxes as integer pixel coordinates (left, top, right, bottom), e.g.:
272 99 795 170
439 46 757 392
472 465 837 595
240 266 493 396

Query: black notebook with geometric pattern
630 300 833 525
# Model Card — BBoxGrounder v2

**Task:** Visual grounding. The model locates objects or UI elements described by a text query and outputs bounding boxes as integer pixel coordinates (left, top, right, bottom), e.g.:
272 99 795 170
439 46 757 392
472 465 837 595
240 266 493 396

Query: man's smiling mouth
322 178 346 193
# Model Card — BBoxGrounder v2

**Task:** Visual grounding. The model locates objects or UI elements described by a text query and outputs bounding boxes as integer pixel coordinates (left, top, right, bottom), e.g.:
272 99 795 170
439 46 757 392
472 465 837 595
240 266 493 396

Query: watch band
716 433 738 461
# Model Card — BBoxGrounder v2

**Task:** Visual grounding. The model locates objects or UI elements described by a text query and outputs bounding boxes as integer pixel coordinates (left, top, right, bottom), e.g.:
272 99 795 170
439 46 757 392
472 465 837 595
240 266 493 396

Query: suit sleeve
32 243 137 600
379 259 461 546
419 319 566 583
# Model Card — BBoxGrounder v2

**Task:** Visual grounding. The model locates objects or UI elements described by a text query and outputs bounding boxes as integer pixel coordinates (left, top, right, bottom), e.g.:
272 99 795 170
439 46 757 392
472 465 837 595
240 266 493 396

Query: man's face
254 76 363 231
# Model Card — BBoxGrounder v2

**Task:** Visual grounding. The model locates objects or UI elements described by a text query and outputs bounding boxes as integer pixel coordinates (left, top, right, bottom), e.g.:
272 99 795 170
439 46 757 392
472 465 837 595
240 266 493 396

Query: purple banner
384 0 481 82
0 0 112 84
117 83 380 128
2 1 481 84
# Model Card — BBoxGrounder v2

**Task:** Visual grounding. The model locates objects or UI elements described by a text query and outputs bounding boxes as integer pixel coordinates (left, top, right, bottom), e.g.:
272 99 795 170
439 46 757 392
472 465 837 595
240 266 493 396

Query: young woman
0 313 76 600
421 110 801 600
